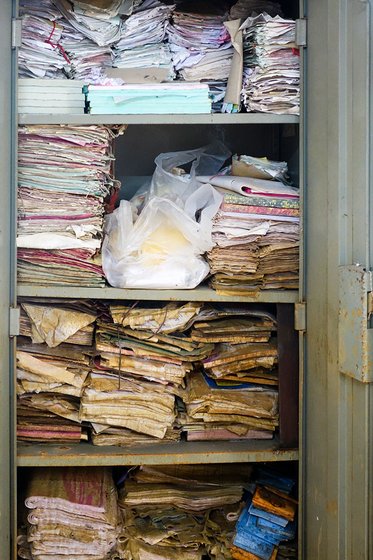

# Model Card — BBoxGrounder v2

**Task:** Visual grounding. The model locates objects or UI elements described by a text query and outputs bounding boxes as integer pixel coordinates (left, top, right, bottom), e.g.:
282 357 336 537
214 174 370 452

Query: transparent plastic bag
102 197 212 289
102 143 229 289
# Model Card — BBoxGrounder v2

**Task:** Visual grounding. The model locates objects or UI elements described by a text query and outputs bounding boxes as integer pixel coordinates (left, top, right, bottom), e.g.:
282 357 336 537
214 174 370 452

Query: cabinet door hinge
295 18 307 48
11 18 22 49
339 265 373 383
294 302 306 332
9 307 20 337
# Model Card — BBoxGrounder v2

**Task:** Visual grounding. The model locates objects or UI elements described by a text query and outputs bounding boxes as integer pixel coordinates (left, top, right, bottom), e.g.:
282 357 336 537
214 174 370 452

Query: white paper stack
18 79 85 114
168 6 234 82
241 13 300 114
53 0 123 46
113 4 173 77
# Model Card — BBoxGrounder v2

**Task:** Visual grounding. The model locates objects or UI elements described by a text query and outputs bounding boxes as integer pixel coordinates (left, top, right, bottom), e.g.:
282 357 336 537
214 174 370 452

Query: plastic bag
103 197 213 289
102 143 229 289
149 141 231 205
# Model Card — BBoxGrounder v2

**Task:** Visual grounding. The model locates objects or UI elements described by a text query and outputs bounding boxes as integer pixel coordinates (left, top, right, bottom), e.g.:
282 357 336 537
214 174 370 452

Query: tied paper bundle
80 302 204 446
241 14 300 115
19 0 113 81
18 467 119 560
167 2 234 109
53 0 123 47
181 305 278 441
113 4 174 80
16 299 97 443
17 124 123 287
115 464 249 560
198 164 299 294
232 467 297 560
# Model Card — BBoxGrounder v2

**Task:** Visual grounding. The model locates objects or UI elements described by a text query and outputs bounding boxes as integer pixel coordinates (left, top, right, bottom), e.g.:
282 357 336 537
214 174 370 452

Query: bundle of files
179 304 279 441
167 2 234 110
19 3 67 79
17 124 121 287
53 0 123 47
84 82 212 113
80 302 208 445
232 467 297 560
241 14 300 114
19 0 114 81
198 164 300 294
113 4 174 80
115 464 249 559
18 79 85 114
18 467 118 560
17 300 97 443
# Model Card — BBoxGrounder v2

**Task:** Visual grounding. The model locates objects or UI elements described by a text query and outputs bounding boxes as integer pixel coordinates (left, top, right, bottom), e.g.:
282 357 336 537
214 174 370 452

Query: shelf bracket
11 18 22 49
339 265 373 382
295 18 307 48
9 307 20 338
294 302 306 332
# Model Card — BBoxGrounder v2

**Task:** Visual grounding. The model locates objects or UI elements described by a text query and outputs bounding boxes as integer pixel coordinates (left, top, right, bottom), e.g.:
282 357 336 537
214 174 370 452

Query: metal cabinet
0 0 372 558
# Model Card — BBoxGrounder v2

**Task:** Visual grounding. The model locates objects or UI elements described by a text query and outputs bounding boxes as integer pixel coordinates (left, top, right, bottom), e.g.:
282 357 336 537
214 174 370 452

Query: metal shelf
18 113 300 126
17 439 299 467
17 285 299 303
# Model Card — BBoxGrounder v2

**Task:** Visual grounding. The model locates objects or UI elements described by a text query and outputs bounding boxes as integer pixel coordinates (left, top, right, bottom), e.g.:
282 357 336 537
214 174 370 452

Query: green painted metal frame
305 0 373 558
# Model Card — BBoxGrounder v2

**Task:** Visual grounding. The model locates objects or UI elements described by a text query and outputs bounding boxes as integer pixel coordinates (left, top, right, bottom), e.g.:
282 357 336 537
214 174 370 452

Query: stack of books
18 79 85 114
232 469 297 559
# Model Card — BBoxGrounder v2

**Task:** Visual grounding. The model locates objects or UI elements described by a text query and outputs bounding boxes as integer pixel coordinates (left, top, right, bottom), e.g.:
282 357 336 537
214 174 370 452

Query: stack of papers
241 13 300 114
198 174 299 294
167 3 234 105
19 0 113 81
232 468 297 560
19 468 118 560
113 4 174 78
115 464 248 559
53 0 123 46
182 371 278 440
18 79 85 114
19 8 67 79
59 19 113 81
17 124 120 287
84 83 212 113
80 302 205 445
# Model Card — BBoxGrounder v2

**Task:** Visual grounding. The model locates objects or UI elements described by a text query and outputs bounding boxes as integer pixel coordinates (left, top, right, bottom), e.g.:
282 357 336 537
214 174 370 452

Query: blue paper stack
84 83 212 114
232 469 297 560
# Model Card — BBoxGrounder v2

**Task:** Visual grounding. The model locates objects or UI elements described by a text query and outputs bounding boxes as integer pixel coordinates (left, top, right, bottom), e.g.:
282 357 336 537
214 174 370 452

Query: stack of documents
59 19 113 81
182 371 278 441
19 468 118 560
241 13 300 114
113 4 174 78
53 0 123 46
232 468 297 560
198 173 299 293
16 299 97 443
18 79 85 114
17 124 120 287
19 9 67 79
80 302 207 445
19 0 113 80
84 83 212 113
168 5 234 83
116 464 248 559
